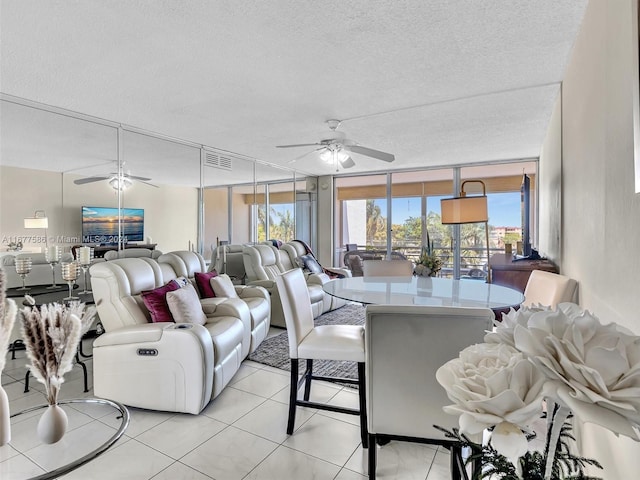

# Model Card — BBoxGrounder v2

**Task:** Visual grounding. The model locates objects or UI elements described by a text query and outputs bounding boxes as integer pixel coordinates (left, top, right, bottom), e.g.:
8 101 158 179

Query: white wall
1 166 198 254
538 92 563 264
558 0 640 475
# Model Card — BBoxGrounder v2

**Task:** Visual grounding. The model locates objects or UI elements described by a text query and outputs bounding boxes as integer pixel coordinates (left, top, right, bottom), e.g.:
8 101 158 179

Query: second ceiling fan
276 119 395 169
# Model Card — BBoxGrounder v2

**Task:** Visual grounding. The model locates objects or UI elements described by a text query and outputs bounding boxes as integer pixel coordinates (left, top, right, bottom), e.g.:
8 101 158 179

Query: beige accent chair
365 305 493 479
159 251 270 353
90 253 266 414
522 270 578 308
243 244 326 327
276 268 368 447
362 259 414 277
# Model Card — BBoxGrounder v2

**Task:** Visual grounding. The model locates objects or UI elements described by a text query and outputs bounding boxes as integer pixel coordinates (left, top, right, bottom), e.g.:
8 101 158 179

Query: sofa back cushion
142 280 181 323
210 274 238 298
166 283 207 325
195 270 218 298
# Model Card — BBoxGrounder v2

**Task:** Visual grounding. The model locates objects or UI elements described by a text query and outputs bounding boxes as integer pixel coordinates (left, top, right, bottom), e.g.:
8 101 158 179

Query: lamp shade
441 196 488 224
24 216 49 229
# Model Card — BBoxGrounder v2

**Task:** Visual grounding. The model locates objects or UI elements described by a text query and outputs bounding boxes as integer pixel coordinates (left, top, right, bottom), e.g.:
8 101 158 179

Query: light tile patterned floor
1 330 453 480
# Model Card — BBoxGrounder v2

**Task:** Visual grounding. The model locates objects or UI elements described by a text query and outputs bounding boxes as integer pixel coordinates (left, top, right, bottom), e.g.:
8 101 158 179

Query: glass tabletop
3 398 129 480
323 276 525 310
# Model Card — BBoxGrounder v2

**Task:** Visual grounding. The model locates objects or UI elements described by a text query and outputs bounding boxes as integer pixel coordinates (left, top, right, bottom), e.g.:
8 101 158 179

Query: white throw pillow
166 283 207 325
210 274 238 298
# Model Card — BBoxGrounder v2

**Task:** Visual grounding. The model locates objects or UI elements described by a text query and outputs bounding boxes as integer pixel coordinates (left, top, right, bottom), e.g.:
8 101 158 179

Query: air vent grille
204 152 233 171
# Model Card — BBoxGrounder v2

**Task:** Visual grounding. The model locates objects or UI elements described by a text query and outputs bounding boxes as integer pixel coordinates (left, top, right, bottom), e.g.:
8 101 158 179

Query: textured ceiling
0 0 588 185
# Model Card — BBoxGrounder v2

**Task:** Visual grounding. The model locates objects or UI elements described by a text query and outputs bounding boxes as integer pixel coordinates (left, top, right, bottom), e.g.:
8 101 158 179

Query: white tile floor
1 330 452 480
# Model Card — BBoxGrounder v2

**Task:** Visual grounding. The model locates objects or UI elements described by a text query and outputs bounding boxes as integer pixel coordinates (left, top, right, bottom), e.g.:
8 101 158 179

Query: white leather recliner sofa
158 251 271 353
90 251 269 414
243 244 334 328
279 240 351 313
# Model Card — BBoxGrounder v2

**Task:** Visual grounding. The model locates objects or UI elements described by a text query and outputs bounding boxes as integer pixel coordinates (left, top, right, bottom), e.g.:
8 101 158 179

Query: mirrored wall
0 96 314 262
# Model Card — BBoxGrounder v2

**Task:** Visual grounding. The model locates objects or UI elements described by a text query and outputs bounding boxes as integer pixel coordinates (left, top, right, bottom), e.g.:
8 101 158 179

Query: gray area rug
248 303 365 383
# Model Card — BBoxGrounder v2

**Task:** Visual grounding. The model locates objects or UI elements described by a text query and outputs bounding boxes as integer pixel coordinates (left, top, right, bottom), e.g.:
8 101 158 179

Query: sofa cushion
166 283 207 325
210 274 238 298
195 270 218 298
141 280 180 323
295 254 323 274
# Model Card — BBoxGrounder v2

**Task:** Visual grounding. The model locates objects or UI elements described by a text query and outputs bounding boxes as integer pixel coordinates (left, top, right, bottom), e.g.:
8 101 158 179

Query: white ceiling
0 0 588 185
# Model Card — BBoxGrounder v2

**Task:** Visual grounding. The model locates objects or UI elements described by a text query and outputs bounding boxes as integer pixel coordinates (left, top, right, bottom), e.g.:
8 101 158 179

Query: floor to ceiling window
334 161 537 279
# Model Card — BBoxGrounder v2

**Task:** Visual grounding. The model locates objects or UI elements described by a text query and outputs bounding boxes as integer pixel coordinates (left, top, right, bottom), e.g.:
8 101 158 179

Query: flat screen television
82 206 144 244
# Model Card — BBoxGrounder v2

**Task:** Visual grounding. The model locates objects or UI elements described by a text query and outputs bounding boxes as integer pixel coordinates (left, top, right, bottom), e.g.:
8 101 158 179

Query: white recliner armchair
243 244 325 328
280 240 351 312
158 251 270 353
90 256 251 414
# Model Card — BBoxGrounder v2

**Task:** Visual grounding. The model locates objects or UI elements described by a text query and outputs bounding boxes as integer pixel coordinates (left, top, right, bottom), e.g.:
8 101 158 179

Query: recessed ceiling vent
204 151 233 171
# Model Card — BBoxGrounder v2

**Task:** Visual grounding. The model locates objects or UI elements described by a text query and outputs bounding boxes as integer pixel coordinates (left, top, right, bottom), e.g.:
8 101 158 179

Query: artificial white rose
513 306 640 440
436 343 546 460
485 304 551 347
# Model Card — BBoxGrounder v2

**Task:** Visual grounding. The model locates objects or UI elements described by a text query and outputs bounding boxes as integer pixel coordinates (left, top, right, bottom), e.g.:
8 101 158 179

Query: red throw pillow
194 270 218 298
141 280 181 323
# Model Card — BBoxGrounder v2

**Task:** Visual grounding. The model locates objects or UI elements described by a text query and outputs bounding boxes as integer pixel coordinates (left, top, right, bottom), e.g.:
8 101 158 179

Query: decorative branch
20 302 85 405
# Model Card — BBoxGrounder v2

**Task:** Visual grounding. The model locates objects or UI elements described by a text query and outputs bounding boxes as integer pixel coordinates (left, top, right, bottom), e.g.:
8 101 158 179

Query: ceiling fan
276 119 395 169
74 163 158 190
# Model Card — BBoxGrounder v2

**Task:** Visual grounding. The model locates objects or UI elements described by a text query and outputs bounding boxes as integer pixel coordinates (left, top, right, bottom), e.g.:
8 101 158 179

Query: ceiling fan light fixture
109 175 133 191
320 148 349 165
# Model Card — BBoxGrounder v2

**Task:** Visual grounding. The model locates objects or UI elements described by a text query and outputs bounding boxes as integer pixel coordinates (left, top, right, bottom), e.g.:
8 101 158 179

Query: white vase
0 385 10 446
37 404 68 444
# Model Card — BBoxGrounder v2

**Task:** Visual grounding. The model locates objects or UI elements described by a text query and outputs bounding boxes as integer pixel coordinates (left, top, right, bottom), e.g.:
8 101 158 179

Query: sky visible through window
378 191 521 227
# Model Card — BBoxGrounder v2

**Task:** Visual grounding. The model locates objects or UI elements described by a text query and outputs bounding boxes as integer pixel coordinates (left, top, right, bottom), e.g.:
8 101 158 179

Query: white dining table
323 275 524 311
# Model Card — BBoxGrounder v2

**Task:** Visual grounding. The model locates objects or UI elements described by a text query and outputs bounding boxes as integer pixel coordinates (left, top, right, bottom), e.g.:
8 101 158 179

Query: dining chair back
522 270 577 308
362 259 413 277
365 305 494 479
276 268 368 448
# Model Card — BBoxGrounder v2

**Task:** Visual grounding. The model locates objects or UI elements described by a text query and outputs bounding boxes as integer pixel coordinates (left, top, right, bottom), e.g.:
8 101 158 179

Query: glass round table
323 275 524 311
3 398 129 480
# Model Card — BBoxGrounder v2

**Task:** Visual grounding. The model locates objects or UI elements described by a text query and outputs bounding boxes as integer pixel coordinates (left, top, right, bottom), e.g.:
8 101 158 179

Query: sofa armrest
248 279 276 292
93 322 214 414
325 266 352 278
236 285 269 302
206 297 252 358
306 272 331 286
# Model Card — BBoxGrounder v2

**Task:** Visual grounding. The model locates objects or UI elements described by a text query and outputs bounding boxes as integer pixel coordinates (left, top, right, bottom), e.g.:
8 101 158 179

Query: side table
6 398 129 480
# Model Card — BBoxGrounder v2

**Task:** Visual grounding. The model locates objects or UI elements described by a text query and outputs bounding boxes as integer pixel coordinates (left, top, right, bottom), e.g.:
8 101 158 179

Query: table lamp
440 180 491 283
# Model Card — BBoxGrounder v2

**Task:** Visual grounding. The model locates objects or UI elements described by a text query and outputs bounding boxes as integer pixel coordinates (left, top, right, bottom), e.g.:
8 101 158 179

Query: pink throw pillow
141 280 181 323
194 270 218 298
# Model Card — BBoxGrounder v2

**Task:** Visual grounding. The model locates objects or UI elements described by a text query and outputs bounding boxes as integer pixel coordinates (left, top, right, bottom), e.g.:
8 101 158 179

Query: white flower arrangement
436 303 640 479
20 301 96 405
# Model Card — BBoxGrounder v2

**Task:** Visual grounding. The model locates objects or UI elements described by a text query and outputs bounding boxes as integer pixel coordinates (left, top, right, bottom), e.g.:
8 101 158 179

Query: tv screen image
82 206 144 244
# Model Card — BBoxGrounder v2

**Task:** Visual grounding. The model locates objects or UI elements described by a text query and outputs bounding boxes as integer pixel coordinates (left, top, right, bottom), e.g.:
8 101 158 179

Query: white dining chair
522 270 578 308
365 304 494 479
275 268 368 448
362 259 413 277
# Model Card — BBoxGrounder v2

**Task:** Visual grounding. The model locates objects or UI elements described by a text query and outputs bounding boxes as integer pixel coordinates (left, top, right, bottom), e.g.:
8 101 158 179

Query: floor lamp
440 180 491 283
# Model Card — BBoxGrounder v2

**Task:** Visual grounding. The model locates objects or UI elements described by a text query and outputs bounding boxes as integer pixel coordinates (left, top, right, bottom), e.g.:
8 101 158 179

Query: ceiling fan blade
339 156 356 169
287 147 326 164
74 176 110 185
127 174 152 182
345 145 395 163
276 143 323 148
137 180 159 188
